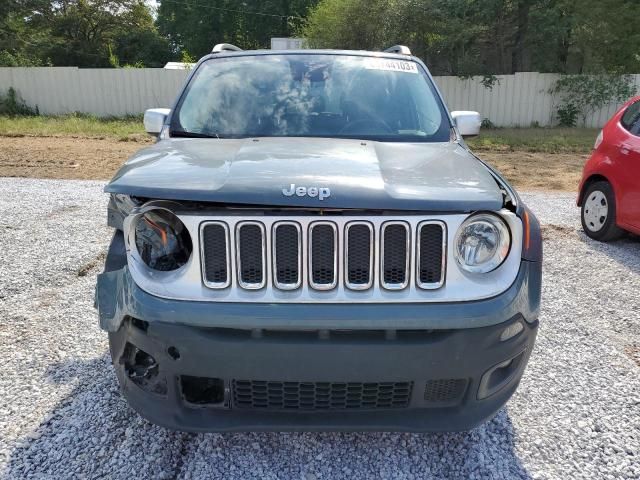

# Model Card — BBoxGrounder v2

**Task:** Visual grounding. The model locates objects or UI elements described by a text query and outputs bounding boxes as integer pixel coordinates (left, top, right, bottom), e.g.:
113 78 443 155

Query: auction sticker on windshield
364 58 419 74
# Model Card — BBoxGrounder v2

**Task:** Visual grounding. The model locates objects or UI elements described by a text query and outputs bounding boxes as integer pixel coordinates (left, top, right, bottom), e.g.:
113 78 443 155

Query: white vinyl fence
435 72 640 128
0 67 188 117
1 67 639 128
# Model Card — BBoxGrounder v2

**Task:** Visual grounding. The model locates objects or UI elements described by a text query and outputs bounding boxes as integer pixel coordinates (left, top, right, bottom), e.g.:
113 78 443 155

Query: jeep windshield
170 54 451 142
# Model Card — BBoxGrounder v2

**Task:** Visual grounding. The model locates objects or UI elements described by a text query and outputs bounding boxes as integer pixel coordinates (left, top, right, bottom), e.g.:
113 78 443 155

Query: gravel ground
0 179 638 479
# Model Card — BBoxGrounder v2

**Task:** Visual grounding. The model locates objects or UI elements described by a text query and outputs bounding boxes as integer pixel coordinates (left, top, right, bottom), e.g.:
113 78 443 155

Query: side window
621 100 640 136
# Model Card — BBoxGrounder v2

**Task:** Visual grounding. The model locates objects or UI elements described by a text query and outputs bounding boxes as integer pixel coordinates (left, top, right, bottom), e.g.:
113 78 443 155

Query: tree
570 0 640 73
0 0 171 67
45 0 170 67
2 0 639 73
551 74 635 125
302 0 400 52
156 0 319 60
0 0 52 66
302 0 640 76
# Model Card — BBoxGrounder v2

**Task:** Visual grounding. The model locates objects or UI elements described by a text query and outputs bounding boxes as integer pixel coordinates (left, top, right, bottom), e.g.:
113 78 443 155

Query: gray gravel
0 179 638 479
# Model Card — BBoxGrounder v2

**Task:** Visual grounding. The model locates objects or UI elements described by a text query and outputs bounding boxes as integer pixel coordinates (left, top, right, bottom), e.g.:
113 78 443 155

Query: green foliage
115 28 172 68
0 1 171 68
108 45 120 68
301 0 399 52
180 50 197 64
481 118 497 129
1 0 639 75
0 113 144 137
0 88 37 116
458 74 501 90
123 61 146 69
556 103 579 128
467 127 599 154
480 75 500 90
0 50 44 67
303 0 640 76
552 75 636 126
157 0 319 60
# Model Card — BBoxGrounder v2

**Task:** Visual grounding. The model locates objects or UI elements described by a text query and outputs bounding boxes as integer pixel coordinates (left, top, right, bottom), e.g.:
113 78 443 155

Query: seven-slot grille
232 380 413 410
200 219 446 292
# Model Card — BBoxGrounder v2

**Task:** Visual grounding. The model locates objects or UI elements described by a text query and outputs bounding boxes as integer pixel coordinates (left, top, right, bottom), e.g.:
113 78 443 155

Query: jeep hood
105 137 504 212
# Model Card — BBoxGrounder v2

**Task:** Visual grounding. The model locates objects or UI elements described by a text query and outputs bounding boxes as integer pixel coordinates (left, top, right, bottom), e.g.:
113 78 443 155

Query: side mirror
144 108 171 135
451 111 481 138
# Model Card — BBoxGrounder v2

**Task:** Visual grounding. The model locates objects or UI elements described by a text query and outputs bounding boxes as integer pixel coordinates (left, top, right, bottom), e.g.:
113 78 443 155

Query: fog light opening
477 350 527 400
122 342 167 395
180 376 226 406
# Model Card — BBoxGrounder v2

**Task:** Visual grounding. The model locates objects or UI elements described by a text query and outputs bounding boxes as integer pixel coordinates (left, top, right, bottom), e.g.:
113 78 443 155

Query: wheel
581 181 625 241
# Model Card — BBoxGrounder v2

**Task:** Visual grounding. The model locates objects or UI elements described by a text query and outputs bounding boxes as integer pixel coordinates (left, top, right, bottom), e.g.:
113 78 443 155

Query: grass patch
468 127 599 154
0 117 598 154
0 114 144 139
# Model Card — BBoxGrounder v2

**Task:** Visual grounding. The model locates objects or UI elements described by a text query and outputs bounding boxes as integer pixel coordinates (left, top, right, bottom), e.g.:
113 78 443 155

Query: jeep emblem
282 184 331 201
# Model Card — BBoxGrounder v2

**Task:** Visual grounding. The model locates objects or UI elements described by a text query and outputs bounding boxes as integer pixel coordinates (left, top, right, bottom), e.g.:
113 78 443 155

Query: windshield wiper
170 130 222 139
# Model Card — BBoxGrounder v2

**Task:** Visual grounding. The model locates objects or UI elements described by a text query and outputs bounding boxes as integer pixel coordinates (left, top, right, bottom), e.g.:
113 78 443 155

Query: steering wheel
339 118 393 135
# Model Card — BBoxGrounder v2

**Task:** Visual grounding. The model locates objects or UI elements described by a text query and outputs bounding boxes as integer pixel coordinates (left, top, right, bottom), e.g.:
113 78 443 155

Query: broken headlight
134 209 192 271
454 213 511 273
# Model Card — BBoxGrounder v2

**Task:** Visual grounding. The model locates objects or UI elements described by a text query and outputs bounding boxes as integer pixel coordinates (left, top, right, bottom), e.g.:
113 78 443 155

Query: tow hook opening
180 376 226 407
121 342 167 395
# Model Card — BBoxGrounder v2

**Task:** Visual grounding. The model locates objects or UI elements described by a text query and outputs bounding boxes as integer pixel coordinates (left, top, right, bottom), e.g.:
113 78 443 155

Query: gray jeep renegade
95 44 542 432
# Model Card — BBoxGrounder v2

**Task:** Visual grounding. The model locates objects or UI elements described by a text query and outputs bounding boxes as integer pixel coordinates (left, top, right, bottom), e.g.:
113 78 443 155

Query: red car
579 96 640 241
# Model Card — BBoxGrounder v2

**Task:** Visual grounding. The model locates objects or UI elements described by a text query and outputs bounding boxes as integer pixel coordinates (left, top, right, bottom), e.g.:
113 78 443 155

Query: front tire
581 181 624 242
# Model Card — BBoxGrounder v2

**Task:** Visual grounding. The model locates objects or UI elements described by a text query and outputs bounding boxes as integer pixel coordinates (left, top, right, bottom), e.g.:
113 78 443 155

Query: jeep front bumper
96 231 541 432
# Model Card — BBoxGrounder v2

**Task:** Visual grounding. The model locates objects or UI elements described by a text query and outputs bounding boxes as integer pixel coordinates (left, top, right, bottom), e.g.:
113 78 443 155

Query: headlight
454 213 511 273
134 209 192 271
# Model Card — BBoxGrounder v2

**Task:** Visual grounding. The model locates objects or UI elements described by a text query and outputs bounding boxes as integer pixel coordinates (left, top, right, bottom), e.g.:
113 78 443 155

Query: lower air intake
233 380 413 410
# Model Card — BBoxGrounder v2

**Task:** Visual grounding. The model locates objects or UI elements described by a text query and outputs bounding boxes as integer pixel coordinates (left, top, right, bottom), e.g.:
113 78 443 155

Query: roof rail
212 43 243 54
383 45 412 55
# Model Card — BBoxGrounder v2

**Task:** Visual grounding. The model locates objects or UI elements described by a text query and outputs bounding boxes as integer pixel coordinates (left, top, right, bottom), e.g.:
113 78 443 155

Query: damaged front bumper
96 231 541 432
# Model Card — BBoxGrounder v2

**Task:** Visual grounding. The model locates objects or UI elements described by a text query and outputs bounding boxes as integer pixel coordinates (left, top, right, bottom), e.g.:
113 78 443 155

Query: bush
551 75 635 126
0 88 37 116
481 118 497 129
556 103 580 127
0 50 44 67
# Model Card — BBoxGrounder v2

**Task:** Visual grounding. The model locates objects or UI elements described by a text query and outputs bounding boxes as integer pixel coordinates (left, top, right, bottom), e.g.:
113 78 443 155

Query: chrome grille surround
199 221 231 289
272 221 302 290
124 211 523 304
344 221 374 291
308 221 339 290
416 220 447 290
235 221 267 290
380 221 411 290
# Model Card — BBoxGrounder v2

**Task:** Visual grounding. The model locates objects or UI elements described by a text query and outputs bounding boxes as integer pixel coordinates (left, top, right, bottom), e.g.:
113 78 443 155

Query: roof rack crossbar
383 45 412 55
212 43 243 53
